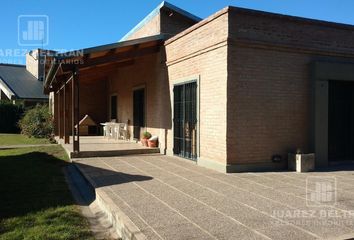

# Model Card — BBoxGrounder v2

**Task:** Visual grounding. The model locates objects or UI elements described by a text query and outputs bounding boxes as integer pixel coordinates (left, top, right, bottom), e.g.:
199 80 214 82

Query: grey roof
0 64 48 99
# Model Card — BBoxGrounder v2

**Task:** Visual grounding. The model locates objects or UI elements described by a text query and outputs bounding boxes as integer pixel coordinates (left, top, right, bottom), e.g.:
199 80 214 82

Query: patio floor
74 154 354 240
59 136 160 158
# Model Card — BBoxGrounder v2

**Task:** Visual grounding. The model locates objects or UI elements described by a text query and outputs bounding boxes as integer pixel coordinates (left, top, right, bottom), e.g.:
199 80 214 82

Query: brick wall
228 7 354 55
227 7 354 166
160 8 198 38
125 14 161 41
165 9 229 164
79 79 108 124
227 45 312 164
107 52 170 151
125 7 198 41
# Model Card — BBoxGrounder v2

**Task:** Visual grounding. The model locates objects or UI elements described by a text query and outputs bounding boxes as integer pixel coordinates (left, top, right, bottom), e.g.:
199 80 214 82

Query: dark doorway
173 82 197 160
133 88 145 140
328 80 354 161
110 95 117 120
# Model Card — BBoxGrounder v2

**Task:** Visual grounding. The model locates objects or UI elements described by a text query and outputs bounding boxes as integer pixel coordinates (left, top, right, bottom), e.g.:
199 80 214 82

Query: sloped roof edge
119 1 201 41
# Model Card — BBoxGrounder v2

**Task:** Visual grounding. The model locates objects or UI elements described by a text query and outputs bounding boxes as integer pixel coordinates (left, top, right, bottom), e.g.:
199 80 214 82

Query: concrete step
70 163 147 240
70 148 160 158
64 165 124 240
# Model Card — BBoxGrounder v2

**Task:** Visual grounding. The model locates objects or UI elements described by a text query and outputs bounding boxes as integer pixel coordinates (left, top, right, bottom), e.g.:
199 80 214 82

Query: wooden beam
79 60 135 82
61 45 159 73
81 45 158 69
59 89 64 139
72 67 80 153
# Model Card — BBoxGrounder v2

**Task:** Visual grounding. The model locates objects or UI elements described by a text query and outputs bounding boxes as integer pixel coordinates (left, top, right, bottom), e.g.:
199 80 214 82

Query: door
133 88 145 139
173 82 197 160
328 80 354 161
110 95 117 121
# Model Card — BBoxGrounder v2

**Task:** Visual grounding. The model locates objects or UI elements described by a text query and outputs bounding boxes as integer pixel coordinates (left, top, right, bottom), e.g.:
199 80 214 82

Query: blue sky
1 0 354 64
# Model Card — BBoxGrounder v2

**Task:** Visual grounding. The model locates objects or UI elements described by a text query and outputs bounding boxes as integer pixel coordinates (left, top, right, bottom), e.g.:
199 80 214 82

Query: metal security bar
173 81 197 160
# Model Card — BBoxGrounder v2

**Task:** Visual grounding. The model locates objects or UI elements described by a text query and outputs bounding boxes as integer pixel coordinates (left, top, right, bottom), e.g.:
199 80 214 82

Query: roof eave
44 34 166 93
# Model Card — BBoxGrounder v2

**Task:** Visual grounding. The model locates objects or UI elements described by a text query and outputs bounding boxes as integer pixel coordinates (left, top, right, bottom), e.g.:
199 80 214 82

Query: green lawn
0 134 51 145
0 146 94 240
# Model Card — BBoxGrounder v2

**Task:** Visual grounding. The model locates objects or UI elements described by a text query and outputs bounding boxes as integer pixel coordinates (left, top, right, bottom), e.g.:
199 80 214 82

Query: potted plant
141 131 151 147
148 136 158 148
288 148 315 172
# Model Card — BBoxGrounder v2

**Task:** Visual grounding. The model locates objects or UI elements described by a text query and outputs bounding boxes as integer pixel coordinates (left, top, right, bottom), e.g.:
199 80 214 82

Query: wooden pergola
44 35 165 153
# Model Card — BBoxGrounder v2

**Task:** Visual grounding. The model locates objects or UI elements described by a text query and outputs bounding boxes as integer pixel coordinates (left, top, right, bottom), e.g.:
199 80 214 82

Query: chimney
26 49 51 81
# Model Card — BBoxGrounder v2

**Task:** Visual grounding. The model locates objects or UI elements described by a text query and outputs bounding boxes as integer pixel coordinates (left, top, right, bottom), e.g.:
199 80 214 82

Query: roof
79 115 97 126
0 64 48 99
45 34 166 92
120 1 201 41
55 34 165 59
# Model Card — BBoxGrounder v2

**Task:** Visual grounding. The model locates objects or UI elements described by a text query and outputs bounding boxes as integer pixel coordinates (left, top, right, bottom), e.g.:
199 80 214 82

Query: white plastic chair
114 124 121 140
120 121 129 141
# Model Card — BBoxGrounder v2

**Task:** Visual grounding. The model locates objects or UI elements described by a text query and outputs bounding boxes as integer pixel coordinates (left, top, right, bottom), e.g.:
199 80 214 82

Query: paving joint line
132 157 321 239
247 172 354 219
117 158 278 240
100 157 219 240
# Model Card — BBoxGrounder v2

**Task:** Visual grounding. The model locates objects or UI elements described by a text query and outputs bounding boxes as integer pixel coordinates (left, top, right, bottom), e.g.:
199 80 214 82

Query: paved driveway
75 155 354 240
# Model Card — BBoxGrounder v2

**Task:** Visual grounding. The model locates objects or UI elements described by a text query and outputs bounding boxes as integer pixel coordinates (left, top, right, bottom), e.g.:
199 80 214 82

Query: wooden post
64 82 70 144
72 68 80 153
54 92 59 136
59 89 64 139
67 82 72 136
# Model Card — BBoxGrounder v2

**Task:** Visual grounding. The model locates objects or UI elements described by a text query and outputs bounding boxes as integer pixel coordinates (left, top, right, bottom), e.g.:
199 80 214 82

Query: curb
73 162 147 240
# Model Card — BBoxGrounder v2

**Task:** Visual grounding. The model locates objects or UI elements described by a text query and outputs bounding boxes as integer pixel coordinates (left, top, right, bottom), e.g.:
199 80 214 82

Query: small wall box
288 153 315 172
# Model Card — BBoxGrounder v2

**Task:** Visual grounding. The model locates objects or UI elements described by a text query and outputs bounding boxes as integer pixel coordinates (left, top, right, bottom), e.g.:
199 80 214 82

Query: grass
0 134 51 145
0 145 94 240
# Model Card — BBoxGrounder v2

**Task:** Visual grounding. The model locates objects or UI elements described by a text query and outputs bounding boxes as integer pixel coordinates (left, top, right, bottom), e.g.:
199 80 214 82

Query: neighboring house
0 49 48 106
44 1 354 172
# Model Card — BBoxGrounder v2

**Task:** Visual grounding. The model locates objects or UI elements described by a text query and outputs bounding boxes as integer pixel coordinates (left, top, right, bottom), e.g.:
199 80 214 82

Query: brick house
44 2 354 172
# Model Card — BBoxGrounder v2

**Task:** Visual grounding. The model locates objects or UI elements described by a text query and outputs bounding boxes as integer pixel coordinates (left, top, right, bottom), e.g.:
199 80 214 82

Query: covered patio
44 35 170 157
58 136 160 158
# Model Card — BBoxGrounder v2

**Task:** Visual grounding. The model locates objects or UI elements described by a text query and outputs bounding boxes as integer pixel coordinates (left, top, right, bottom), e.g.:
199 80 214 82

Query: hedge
18 104 53 138
0 101 24 133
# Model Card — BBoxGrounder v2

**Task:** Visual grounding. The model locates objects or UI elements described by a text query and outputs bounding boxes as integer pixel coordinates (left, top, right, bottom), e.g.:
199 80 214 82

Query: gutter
43 60 61 94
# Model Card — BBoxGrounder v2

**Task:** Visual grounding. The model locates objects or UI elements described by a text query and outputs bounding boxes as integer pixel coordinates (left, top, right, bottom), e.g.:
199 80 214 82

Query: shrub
19 104 53 138
0 100 24 133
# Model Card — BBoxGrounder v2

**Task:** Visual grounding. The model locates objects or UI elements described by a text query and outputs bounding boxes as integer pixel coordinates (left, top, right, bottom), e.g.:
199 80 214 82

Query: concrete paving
74 155 354 240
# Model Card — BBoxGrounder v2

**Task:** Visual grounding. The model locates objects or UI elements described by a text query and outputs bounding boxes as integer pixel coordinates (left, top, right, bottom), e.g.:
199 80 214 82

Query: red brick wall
125 7 198 41
227 8 354 166
165 10 229 164
79 79 108 125
227 45 312 164
160 8 198 38
228 7 354 55
107 52 171 151
125 14 161 41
